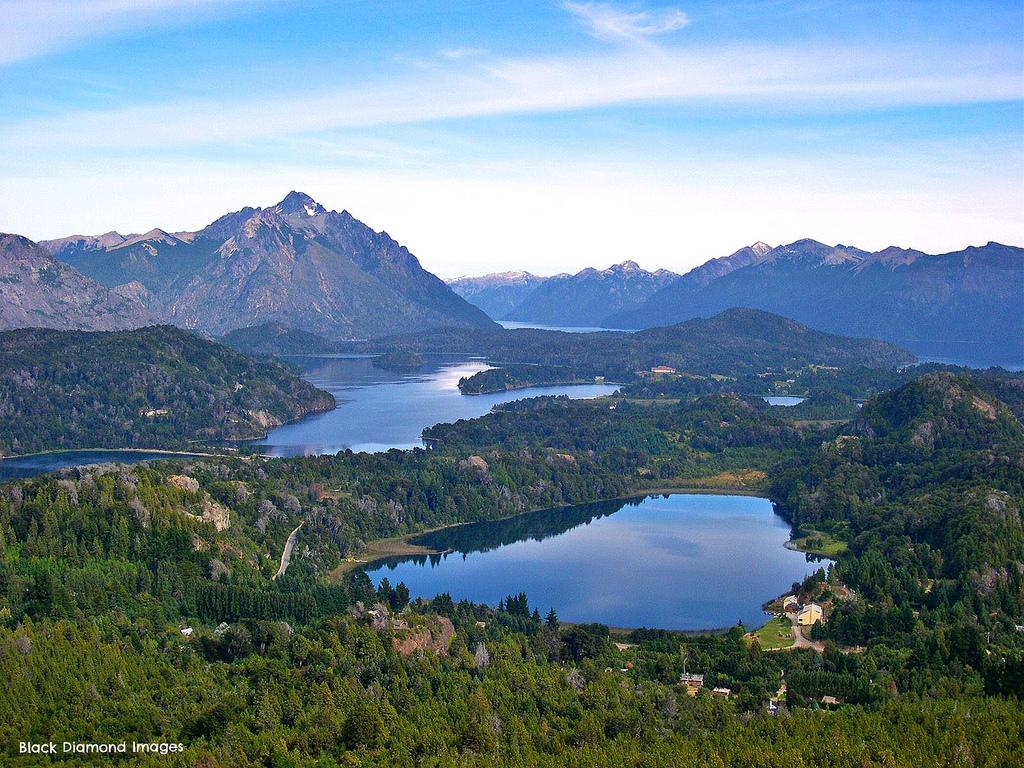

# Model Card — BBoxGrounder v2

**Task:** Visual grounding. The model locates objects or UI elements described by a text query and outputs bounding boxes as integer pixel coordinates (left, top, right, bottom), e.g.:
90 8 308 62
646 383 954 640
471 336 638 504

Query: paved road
789 613 824 652
274 522 303 580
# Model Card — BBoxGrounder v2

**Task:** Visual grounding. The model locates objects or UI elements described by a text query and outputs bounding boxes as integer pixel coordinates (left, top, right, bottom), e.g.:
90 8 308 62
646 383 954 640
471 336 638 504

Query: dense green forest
0 326 334 455
344 308 914 380
0 370 1021 764
457 364 597 394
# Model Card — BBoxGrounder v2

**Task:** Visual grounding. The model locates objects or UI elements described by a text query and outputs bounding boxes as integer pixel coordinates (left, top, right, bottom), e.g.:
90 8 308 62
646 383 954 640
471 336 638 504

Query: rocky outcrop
168 475 200 493
168 474 230 531
392 616 456 657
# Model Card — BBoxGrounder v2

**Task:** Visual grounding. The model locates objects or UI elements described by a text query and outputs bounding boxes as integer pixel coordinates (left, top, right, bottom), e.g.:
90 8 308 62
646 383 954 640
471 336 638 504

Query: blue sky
0 0 1021 276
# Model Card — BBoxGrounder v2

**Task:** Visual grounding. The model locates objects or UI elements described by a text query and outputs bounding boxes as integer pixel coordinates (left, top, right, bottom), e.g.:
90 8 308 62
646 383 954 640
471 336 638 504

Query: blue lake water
763 396 806 406
256 355 619 456
367 493 825 630
1 357 617 479
498 321 633 333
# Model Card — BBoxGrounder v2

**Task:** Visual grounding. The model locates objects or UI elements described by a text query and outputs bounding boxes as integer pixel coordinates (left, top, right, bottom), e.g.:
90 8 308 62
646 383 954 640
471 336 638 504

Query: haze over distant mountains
448 261 677 327
2 197 1019 364
22 192 495 339
452 239 1023 363
607 239 1023 363
447 271 549 320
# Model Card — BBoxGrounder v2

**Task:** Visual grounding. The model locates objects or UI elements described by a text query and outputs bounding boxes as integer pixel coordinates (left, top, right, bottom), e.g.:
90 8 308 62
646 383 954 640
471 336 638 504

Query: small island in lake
372 350 426 371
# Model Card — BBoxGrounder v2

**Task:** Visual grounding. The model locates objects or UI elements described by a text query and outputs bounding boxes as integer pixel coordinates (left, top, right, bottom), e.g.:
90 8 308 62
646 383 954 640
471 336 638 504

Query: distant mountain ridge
447 271 549 319
35 192 495 339
606 239 1024 364
450 261 677 325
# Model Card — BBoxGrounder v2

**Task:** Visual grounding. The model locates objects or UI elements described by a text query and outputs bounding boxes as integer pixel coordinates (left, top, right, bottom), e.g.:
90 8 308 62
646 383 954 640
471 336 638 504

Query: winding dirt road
274 522 303 580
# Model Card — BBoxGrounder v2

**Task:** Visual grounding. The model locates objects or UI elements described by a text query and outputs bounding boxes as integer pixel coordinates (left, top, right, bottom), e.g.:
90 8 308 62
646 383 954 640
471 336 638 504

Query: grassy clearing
747 616 795 650
328 533 445 581
682 469 769 491
787 528 848 557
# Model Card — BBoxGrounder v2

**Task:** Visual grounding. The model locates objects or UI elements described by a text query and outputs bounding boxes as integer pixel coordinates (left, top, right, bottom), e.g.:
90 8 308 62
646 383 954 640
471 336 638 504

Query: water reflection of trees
379 496 651 570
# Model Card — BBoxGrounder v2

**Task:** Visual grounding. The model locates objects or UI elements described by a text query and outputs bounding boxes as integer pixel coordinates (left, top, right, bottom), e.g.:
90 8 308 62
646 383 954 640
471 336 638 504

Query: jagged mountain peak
30 193 494 340
449 270 540 285
502 258 677 325
115 228 184 249
769 239 866 266
272 191 328 218
610 260 642 272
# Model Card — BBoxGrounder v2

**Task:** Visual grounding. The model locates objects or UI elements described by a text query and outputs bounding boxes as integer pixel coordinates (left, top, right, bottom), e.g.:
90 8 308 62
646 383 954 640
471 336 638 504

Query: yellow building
797 603 824 626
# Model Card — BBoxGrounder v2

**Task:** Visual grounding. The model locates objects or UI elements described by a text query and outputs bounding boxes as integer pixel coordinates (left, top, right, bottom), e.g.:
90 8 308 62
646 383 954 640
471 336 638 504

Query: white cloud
0 0 263 65
564 1 690 43
2 41 1018 152
439 46 487 60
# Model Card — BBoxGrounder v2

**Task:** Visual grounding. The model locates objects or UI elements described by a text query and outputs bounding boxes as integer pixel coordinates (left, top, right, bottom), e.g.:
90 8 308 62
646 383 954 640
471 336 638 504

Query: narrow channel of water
255 355 619 456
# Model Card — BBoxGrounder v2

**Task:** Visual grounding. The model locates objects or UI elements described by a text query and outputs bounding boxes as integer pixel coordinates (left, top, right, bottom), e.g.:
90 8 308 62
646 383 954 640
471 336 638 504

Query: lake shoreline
349 489 810 634
331 482 775 580
0 446 223 461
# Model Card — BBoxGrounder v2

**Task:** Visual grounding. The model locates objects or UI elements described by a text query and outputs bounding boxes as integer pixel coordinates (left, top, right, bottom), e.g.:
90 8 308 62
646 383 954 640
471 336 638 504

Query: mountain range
4 199 1019 364
606 239 1023 363
11 192 495 339
451 239 1022 364
448 261 677 326
447 271 549 320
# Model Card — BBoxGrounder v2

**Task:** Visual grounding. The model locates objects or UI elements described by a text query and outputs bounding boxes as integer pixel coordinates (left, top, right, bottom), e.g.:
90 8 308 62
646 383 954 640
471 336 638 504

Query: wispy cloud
0 0 263 65
2 40 1018 153
439 46 487 60
564 1 690 43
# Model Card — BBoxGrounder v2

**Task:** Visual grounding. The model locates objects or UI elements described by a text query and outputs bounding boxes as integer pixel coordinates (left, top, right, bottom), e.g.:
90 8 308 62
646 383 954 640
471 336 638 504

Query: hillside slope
354 307 915 381
0 325 335 454
0 234 150 332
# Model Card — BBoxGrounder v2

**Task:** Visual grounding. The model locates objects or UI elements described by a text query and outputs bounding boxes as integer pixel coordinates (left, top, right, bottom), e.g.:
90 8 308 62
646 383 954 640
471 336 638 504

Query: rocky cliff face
0 233 151 331
40 192 495 340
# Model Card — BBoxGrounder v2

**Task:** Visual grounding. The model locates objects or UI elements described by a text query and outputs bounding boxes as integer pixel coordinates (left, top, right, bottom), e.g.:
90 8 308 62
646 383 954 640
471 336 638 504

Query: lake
1 356 617 479
366 493 825 630
763 396 805 406
255 355 619 456
498 321 632 333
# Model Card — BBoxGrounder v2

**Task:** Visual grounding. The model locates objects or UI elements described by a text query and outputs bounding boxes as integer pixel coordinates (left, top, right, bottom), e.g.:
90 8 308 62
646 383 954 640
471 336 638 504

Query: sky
0 0 1022 278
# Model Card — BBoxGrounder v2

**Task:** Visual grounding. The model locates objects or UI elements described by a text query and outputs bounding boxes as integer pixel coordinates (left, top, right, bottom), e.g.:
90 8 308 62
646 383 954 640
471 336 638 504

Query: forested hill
0 325 334 454
350 308 914 381
771 372 1024 648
